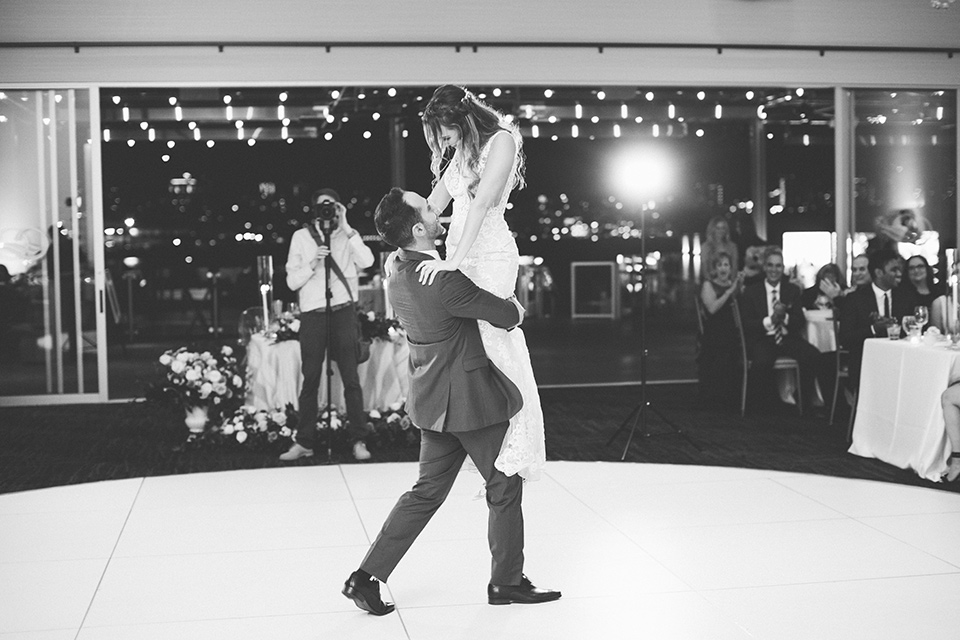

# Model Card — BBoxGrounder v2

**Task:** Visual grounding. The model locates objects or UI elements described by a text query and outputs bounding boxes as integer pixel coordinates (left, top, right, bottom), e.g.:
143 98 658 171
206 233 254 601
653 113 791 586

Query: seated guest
741 245 767 287
740 247 824 413
698 252 744 410
801 263 848 310
847 254 872 293
899 255 941 312
940 382 960 482
838 248 914 388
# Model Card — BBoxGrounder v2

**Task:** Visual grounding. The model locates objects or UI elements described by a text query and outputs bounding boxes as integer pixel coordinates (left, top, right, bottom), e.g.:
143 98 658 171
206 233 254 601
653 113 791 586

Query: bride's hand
415 259 456 285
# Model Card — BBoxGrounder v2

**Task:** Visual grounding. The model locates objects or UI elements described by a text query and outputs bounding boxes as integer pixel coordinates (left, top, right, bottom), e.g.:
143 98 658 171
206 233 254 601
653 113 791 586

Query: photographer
281 188 376 462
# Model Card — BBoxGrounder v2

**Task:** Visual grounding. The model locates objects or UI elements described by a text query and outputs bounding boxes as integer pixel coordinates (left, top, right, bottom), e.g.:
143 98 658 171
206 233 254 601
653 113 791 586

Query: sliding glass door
0 88 106 403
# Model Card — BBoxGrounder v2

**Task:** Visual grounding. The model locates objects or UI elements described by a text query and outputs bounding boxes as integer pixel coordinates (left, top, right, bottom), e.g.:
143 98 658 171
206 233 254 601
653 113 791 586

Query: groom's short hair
375 187 418 249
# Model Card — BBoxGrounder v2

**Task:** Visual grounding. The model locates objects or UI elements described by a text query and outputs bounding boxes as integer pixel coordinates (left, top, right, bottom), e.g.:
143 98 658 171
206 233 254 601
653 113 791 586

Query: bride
415 85 545 481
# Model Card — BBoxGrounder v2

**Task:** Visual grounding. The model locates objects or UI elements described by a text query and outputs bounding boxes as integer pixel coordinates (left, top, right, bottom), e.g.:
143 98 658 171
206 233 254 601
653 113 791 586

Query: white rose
387 327 399 340
236 431 248 443
233 375 243 388
367 311 376 321
199 382 213 398
368 410 381 420
213 382 227 396
175 351 191 362
201 351 212 360
280 426 292 437
387 413 400 423
289 319 300 333
271 411 287 426
205 369 223 383
221 345 234 356
389 401 403 412
159 353 173 366
170 360 186 374
185 368 201 381
244 405 257 415
330 416 341 430
223 423 235 435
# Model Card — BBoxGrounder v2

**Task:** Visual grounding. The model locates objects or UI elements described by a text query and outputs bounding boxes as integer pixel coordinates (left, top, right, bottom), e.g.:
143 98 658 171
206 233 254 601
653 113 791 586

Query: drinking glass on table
901 315 917 337
914 305 929 328
887 323 901 340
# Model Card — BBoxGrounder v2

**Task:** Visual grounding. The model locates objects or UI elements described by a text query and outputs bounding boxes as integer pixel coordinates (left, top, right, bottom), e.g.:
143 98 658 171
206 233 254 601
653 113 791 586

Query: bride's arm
417 133 516 284
427 176 453 214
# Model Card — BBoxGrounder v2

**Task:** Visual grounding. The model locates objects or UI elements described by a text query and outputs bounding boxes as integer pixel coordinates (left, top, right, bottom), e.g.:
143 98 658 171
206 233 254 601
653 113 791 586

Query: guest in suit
801 263 848 311
838 247 913 388
340 188 560 616
848 254 872 292
740 247 825 413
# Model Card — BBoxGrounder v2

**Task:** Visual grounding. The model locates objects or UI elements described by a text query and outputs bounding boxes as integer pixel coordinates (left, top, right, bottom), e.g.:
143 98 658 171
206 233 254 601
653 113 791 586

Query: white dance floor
3 461 960 639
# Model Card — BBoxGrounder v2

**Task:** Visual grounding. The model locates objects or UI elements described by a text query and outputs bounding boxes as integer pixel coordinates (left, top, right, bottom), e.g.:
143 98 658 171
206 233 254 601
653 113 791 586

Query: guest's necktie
883 292 890 318
772 290 783 344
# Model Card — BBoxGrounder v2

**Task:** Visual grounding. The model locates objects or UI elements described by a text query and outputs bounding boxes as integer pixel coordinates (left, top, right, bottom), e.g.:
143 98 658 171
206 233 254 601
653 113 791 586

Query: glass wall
0 89 103 400
853 89 957 286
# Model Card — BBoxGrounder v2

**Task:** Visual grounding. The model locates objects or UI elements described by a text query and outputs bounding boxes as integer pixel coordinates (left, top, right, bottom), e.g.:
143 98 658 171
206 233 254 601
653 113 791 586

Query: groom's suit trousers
360 420 524 585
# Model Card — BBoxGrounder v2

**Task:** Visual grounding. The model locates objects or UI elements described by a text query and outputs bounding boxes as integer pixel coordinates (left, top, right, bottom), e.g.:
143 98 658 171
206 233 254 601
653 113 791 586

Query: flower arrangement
367 402 419 449
359 311 403 342
273 312 301 343
152 345 245 422
207 404 297 448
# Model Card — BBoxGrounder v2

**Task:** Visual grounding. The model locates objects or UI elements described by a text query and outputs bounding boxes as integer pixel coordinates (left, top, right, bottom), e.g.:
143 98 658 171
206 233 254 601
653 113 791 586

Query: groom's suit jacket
388 249 523 433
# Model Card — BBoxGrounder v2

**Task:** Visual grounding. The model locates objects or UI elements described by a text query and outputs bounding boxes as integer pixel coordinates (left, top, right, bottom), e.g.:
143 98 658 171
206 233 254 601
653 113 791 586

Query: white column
834 86 855 275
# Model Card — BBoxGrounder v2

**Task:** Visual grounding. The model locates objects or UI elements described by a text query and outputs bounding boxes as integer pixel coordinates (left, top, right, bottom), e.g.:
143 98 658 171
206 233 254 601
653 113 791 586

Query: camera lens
316 200 338 221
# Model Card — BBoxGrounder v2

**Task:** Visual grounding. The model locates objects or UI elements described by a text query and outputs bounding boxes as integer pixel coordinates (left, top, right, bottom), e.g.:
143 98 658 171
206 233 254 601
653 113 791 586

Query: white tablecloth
804 309 836 353
246 333 410 412
849 337 954 481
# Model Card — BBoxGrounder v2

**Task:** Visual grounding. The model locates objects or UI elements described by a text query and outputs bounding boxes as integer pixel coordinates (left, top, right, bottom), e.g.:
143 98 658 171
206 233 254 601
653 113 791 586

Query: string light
613 124 621 138
596 90 606 100
103 129 110 142
531 125 539 138
715 104 722 119
571 124 579 138
575 103 582 119
543 89 554 98
175 105 182 121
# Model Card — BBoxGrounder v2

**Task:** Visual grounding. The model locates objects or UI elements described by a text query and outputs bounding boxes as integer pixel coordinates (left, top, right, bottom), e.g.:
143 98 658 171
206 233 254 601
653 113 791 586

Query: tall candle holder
257 255 274 329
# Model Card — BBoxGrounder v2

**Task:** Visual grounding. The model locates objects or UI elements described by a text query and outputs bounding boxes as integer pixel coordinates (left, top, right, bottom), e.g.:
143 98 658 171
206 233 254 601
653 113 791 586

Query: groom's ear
412 222 425 237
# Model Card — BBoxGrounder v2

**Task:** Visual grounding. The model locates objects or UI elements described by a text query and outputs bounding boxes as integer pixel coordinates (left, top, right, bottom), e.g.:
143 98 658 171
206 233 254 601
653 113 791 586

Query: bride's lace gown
443 129 545 481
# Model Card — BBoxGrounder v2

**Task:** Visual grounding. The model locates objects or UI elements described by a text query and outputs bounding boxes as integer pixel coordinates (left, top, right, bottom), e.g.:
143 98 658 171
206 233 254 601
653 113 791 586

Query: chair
732 299 803 417
829 313 859 439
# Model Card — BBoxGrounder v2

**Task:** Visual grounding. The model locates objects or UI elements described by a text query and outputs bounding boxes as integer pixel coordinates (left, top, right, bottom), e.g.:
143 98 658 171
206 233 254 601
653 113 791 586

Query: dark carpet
1 384 956 495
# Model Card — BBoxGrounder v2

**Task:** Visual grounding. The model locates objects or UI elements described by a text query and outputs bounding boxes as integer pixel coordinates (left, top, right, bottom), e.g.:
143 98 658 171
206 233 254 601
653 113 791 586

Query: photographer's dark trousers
295 302 367 447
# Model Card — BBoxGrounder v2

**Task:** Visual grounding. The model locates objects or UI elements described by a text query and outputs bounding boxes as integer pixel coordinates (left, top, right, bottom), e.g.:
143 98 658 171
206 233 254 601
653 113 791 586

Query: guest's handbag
327 255 371 364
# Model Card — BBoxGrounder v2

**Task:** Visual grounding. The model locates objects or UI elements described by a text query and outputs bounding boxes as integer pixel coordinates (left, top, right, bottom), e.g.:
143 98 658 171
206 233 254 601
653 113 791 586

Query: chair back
694 290 707 335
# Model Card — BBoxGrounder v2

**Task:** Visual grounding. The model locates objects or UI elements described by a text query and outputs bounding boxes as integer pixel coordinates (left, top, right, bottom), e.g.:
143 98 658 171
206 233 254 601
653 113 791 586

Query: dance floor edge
2 461 959 640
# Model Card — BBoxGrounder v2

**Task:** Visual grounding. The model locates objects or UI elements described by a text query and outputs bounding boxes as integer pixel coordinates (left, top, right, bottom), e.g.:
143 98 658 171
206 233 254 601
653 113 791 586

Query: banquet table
246 333 410 413
848 337 954 481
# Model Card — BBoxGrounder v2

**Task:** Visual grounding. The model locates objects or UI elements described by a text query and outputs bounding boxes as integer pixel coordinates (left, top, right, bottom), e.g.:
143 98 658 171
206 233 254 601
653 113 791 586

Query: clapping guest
739 247 825 413
700 216 739 282
801 263 848 310
838 248 914 388
698 252 744 410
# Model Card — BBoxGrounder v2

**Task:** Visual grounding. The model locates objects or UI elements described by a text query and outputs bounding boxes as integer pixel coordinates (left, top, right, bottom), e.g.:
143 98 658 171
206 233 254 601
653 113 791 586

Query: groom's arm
437 271 521 330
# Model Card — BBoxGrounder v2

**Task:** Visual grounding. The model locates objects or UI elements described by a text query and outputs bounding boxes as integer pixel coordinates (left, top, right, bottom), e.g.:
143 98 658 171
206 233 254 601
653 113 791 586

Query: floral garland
202 401 419 453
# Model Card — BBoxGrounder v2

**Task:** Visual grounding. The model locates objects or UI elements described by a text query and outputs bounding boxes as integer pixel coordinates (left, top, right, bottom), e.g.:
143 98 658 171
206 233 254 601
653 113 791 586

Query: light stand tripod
606 204 693 461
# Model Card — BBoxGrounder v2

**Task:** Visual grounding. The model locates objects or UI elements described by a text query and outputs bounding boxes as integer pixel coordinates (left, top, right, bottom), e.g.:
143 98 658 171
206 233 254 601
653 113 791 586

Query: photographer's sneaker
279 443 314 461
353 441 372 461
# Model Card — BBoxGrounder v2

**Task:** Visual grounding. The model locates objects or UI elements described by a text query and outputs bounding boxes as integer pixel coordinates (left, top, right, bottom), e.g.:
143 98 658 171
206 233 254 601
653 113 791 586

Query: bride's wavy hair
422 85 525 196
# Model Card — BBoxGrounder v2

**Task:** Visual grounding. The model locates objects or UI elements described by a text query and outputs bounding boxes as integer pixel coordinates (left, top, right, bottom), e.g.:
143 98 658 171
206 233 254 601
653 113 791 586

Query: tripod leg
620 403 647 461
605 404 642 447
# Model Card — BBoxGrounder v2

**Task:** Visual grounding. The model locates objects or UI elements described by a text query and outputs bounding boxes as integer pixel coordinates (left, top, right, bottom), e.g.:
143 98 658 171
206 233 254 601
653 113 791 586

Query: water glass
914 305 929 327
901 315 917 336
887 324 901 340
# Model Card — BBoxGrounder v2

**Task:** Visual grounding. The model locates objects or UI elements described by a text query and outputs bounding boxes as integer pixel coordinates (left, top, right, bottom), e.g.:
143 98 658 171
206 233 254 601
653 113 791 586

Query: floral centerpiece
359 311 403 342
151 345 246 433
273 312 301 343
207 404 297 448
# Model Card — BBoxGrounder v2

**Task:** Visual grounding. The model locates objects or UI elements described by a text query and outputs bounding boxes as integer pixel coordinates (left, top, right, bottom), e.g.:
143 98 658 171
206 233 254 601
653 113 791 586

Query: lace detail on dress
444 129 545 481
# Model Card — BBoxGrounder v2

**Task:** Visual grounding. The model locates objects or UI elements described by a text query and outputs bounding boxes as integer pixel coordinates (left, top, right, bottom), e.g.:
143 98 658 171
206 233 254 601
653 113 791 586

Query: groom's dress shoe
342 571 395 616
488 574 561 605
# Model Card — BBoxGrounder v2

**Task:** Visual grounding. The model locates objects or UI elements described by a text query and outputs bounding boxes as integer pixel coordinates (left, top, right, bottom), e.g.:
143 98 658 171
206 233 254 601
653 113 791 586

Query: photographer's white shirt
285 225 375 312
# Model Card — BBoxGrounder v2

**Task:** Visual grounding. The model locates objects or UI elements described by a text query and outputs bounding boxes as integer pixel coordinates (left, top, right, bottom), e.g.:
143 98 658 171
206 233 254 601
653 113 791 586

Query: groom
341 187 561 615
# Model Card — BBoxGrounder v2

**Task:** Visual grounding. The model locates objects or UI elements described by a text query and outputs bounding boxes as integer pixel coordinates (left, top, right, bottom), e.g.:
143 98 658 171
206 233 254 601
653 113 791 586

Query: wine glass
901 315 917 336
914 305 929 328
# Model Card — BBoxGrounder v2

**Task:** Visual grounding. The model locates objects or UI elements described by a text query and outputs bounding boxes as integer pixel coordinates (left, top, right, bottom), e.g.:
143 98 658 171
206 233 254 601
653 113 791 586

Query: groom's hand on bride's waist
507 295 525 331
